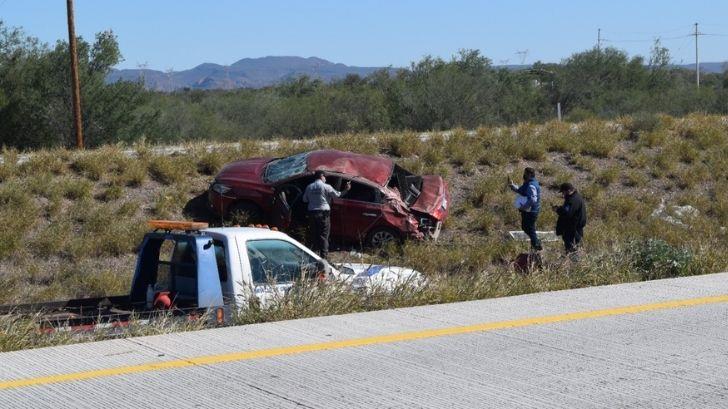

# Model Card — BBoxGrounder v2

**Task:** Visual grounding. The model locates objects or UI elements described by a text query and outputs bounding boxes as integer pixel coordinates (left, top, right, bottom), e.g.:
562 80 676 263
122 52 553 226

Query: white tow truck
0 221 422 330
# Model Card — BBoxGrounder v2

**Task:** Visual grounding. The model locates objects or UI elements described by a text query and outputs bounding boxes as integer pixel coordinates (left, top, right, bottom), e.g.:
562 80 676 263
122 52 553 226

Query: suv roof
307 150 394 186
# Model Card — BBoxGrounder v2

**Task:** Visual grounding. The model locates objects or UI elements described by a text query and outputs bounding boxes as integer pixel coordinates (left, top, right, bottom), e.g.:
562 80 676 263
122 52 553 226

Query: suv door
331 180 384 242
271 175 314 230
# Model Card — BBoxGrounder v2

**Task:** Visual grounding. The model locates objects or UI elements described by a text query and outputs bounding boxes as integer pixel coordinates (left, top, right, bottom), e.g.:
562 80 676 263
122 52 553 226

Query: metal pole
695 22 700 88
597 28 601 51
66 0 84 149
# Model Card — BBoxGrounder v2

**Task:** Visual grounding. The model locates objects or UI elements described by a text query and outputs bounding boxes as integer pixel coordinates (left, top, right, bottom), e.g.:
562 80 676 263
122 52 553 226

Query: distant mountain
106 56 394 91
107 56 727 91
676 62 726 74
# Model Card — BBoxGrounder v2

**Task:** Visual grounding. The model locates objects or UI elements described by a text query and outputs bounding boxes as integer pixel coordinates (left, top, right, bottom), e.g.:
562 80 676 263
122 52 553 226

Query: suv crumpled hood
216 157 271 183
410 175 449 219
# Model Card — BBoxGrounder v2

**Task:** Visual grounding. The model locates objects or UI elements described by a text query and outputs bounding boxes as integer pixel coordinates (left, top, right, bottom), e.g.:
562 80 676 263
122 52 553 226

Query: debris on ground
508 231 559 242
651 199 699 227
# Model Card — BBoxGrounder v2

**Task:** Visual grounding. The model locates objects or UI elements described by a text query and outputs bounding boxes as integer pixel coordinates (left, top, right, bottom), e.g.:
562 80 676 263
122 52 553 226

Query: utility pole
66 0 84 149
597 28 601 51
694 23 700 88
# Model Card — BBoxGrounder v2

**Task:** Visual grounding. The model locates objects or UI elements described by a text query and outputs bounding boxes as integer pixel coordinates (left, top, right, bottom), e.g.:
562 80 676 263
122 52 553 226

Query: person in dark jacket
553 183 587 253
509 167 542 251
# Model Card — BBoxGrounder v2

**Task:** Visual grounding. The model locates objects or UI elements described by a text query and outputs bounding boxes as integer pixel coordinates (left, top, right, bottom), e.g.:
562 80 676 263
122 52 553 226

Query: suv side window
341 181 381 203
246 239 318 284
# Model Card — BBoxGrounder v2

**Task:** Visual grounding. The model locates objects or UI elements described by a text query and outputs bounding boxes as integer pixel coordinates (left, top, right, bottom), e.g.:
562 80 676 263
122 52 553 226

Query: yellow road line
2 294 728 390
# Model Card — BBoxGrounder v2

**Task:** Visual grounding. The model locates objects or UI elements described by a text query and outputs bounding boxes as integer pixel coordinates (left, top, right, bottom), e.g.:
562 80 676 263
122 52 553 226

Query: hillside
106 56 394 90
1 114 726 304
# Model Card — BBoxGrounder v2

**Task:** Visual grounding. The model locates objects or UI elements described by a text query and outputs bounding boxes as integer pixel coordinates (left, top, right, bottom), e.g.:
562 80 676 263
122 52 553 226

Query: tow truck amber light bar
148 220 209 231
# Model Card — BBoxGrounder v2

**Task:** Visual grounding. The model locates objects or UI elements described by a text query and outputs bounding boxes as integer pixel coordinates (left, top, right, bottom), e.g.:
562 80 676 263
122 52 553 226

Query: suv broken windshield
264 152 310 183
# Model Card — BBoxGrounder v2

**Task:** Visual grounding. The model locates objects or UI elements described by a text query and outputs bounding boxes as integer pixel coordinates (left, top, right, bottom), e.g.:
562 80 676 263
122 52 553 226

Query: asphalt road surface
2 273 728 408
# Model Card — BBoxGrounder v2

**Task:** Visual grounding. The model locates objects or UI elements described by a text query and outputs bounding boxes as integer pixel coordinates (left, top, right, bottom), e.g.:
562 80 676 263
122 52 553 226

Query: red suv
208 150 449 247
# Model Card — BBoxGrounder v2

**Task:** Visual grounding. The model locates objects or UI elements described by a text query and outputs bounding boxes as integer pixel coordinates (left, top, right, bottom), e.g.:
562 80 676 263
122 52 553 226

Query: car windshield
264 152 310 183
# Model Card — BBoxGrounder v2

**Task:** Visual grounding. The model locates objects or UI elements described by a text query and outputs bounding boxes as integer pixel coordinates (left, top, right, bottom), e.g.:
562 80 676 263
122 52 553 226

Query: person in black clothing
553 183 587 253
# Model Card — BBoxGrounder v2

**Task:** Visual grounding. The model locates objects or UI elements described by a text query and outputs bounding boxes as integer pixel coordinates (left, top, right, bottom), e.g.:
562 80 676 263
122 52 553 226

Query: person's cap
559 182 575 192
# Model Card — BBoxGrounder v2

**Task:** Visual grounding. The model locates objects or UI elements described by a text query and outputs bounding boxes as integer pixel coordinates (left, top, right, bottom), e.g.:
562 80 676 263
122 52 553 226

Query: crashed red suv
208 150 449 247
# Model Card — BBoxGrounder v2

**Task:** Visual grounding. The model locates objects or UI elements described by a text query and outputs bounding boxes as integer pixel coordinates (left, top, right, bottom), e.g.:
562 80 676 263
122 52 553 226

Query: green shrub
118 159 147 187
445 129 483 166
652 150 676 174
99 184 124 202
152 188 188 219
195 151 225 175
541 120 574 153
569 155 595 172
57 177 94 200
628 239 692 281
19 150 68 176
470 175 506 208
577 120 623 158
381 132 424 158
315 133 380 155
565 108 595 123
149 155 194 185
30 218 74 258
0 149 19 182
638 130 668 148
0 183 38 259
71 154 105 181
677 114 728 150
595 167 619 186
676 141 699 164
622 170 648 187
624 112 661 137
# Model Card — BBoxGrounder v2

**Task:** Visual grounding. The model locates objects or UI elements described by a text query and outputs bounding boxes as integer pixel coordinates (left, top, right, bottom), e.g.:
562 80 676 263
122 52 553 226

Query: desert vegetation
2 20 728 150
1 114 726 351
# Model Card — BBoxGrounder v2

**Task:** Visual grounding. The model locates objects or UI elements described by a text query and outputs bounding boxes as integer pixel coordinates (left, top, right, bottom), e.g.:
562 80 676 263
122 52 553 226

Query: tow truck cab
134 222 334 311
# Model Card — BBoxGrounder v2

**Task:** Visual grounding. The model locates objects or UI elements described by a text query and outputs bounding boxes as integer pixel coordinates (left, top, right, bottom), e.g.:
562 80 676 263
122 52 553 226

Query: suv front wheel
366 227 400 248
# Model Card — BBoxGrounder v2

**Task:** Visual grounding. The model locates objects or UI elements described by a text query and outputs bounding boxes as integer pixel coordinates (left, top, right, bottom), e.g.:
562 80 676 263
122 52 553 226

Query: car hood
410 175 449 219
215 157 271 184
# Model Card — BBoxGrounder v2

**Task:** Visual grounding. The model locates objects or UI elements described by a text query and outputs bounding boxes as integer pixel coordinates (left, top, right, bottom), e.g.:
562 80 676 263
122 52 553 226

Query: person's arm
326 181 351 198
557 197 577 218
508 177 519 193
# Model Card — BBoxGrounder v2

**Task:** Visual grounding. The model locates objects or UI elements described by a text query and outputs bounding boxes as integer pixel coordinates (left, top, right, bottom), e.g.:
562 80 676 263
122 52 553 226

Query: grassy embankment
1 114 727 351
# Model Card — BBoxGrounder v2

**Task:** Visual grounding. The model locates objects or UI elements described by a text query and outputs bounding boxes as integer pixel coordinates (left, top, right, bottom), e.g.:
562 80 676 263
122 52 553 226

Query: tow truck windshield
264 152 310 183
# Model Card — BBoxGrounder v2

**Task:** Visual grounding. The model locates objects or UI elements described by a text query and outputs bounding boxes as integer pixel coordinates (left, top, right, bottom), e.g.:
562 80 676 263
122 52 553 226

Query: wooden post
66 0 84 149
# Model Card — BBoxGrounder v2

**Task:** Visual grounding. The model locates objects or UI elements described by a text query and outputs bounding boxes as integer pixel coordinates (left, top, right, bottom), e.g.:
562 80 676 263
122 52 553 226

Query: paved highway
2 273 728 408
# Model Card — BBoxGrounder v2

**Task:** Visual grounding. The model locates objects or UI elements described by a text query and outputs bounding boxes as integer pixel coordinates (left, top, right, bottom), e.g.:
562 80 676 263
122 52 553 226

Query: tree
0 21 153 148
648 38 671 89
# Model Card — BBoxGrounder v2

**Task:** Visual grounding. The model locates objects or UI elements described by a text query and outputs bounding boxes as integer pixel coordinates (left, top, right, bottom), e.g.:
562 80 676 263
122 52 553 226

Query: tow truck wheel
228 201 264 225
366 227 400 248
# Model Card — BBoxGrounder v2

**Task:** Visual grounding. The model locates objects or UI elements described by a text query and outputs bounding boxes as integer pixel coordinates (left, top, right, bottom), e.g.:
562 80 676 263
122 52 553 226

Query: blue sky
1 0 727 70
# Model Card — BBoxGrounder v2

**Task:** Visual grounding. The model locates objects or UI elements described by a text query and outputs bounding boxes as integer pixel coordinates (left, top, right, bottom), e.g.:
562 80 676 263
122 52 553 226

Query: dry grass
1 115 727 351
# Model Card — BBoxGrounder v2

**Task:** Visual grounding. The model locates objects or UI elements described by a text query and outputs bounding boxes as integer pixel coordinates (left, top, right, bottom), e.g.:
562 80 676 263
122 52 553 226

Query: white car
336 263 425 292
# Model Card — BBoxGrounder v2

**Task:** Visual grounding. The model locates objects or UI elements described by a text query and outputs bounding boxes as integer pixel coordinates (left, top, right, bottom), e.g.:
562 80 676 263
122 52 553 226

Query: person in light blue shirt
509 167 542 251
303 170 351 258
